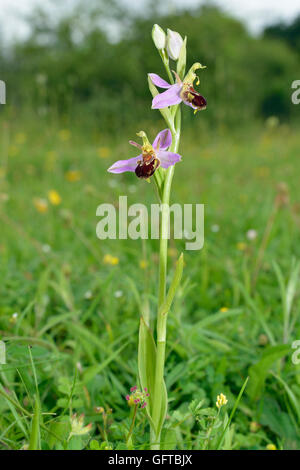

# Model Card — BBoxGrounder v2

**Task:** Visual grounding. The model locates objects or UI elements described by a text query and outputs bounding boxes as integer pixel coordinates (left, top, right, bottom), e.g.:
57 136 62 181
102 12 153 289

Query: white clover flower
114 290 123 298
84 290 93 299
247 229 257 240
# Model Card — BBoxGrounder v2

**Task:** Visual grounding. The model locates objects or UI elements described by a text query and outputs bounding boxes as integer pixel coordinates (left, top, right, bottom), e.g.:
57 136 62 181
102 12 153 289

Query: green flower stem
126 405 138 448
151 106 181 449
159 50 175 85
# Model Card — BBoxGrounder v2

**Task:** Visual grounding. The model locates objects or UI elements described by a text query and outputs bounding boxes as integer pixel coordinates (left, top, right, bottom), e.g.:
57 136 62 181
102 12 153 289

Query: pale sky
1 0 300 43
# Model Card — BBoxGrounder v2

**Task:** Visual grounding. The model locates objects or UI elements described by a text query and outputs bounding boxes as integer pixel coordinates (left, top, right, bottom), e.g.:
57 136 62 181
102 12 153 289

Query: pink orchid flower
107 129 181 179
149 62 207 112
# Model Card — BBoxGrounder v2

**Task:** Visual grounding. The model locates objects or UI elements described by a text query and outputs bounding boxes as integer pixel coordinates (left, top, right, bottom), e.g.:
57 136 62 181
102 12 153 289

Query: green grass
0 114 300 450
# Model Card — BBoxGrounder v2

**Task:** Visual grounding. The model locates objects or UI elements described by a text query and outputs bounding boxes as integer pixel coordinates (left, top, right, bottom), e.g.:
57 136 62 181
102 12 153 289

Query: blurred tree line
264 15 300 53
1 1 299 131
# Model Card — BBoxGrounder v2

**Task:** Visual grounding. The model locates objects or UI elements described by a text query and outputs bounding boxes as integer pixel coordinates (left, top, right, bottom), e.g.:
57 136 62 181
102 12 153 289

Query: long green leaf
247 345 290 401
159 253 184 316
28 397 40 450
271 372 300 422
138 317 156 418
138 317 167 434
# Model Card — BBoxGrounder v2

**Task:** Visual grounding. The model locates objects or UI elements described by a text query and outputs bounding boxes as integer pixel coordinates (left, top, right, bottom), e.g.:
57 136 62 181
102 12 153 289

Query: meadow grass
0 115 299 449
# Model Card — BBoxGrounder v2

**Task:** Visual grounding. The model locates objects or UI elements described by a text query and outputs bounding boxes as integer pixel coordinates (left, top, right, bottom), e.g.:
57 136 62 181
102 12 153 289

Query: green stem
126 405 138 448
159 50 174 85
0 386 63 443
203 409 220 450
151 108 181 449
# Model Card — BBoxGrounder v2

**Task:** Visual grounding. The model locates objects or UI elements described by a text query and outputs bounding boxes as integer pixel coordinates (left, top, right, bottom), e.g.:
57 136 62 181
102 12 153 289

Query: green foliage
0 5 300 448
264 15 300 52
0 117 299 449
247 345 290 402
138 317 167 436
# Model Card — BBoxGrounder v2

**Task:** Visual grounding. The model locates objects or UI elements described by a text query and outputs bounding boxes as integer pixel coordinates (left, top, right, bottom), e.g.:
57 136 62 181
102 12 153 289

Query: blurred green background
1 1 300 130
0 0 300 451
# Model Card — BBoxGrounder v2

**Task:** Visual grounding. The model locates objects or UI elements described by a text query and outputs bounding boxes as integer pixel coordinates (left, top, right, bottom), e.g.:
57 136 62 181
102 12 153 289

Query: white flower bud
166 29 184 61
152 24 166 50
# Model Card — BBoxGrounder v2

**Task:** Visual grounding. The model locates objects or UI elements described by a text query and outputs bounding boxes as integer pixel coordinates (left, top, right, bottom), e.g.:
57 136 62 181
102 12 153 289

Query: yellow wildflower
33 198 48 213
216 393 228 409
220 307 228 312
139 260 148 269
59 129 71 142
65 170 81 182
266 443 277 450
48 190 61 206
103 254 119 266
236 242 247 251
97 147 111 158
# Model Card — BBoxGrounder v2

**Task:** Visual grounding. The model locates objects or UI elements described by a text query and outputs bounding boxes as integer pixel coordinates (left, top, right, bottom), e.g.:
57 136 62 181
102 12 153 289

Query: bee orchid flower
107 129 181 179
149 62 207 113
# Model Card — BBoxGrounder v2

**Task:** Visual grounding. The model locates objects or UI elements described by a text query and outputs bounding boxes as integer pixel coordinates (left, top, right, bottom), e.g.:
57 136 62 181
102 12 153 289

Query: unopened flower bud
152 24 166 50
250 421 261 433
166 29 183 60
